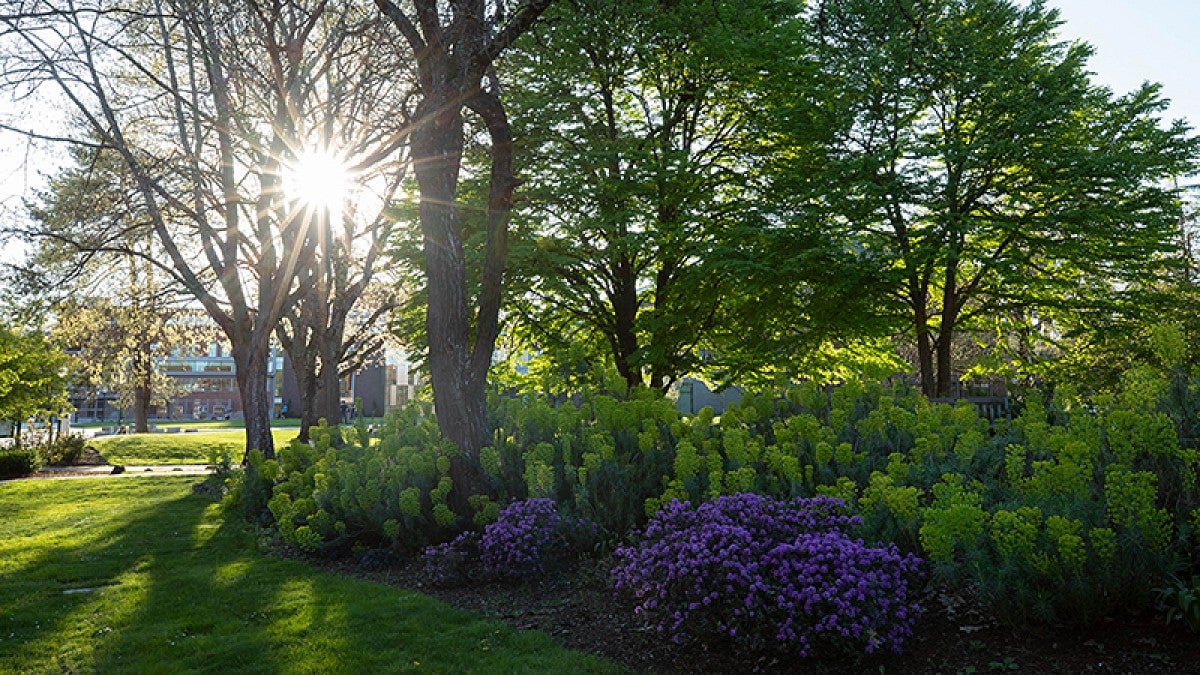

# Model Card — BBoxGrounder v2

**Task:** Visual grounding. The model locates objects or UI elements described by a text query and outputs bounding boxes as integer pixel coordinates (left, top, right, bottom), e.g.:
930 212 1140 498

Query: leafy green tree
52 295 185 432
501 0 802 391
17 141 189 433
0 328 68 442
789 0 1198 397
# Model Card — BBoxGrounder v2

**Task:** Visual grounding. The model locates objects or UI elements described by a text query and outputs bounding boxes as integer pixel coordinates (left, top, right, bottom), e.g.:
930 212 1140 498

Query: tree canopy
779 0 1199 397
497 0 793 391
0 328 68 429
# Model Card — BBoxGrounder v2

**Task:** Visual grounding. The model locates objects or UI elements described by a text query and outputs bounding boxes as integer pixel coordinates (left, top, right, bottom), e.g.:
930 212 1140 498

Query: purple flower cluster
421 498 596 585
480 498 566 576
612 493 922 657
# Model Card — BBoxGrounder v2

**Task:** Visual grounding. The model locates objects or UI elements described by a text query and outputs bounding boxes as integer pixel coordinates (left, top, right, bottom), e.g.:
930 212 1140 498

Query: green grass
0 476 619 674
90 430 301 465
149 419 304 430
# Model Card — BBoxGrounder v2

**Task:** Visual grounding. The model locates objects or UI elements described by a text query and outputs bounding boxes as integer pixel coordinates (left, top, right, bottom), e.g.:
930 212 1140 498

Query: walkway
3 464 214 483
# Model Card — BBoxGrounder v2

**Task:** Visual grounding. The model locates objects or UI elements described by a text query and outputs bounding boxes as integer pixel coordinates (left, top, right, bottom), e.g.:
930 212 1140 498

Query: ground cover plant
0 475 617 673
90 429 299 465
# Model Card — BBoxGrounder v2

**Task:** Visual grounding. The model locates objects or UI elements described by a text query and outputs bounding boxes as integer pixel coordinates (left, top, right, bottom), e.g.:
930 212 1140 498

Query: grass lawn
0 476 619 674
90 430 302 465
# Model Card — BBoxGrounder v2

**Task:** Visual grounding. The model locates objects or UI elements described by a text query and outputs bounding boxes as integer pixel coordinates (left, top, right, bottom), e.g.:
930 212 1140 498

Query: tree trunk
287 346 320 444
133 382 151 434
411 100 482 455
915 322 935 398
934 332 954 398
234 342 275 462
934 276 960 399
316 352 342 438
611 266 642 392
410 92 510 512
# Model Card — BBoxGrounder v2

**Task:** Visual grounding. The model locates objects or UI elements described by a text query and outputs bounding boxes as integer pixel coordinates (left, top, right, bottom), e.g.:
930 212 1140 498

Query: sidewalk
27 464 215 480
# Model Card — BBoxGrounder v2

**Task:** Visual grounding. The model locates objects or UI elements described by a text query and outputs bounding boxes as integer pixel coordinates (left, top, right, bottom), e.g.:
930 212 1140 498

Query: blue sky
1048 0 1200 129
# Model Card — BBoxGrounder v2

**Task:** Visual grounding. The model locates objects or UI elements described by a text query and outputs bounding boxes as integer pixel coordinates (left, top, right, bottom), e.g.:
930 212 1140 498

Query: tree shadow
0 478 225 670
2 477 614 673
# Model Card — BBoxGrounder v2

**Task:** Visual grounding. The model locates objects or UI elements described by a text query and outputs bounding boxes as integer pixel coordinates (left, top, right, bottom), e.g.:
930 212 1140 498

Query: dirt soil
318 553 1200 674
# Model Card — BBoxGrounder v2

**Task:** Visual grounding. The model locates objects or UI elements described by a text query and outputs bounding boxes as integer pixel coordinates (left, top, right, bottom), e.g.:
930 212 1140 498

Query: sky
1047 0 1200 131
2 1 1200 267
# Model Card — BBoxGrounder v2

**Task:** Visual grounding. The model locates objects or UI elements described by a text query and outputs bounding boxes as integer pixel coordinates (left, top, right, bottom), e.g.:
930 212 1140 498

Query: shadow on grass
0 478 616 673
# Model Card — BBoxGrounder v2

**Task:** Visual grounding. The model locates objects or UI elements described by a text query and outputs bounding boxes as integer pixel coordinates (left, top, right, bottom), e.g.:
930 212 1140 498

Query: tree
18 140 189 433
53 296 186 431
372 0 554 502
267 19 411 444
796 0 1198 397
497 0 797 392
1 2 411 459
0 328 68 443
279 277 401 443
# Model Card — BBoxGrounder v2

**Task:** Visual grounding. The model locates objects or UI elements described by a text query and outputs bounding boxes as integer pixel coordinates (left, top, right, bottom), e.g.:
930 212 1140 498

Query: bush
251 374 1200 628
221 449 275 526
421 498 596 585
0 446 41 479
480 498 594 576
612 494 922 657
39 434 86 466
267 411 462 555
266 394 676 556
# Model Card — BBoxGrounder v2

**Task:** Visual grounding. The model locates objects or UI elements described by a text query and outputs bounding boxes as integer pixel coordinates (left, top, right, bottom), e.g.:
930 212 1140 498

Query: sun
282 147 353 214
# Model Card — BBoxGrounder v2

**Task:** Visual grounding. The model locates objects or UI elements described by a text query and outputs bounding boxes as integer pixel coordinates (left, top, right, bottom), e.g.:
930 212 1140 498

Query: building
68 301 423 423
67 315 285 423
277 346 424 420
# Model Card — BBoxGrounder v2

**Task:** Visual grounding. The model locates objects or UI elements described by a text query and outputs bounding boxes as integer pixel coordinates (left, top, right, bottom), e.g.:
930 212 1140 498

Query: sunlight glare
283 148 352 214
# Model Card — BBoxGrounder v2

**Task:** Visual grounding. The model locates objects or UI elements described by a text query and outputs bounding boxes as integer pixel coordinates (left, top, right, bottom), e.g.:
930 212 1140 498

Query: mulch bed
314 553 1200 674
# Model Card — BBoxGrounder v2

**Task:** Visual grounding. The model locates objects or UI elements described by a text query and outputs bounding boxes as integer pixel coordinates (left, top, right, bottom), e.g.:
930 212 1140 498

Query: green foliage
249 371 1200 627
0 328 68 425
501 0 821 390
0 447 41 479
52 296 188 421
266 408 462 555
1157 574 1200 633
672 378 1200 625
920 475 988 566
38 433 86 466
786 0 1199 394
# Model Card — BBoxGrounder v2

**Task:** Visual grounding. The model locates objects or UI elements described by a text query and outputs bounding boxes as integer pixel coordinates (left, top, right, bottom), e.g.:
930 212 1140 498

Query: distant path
1 464 214 484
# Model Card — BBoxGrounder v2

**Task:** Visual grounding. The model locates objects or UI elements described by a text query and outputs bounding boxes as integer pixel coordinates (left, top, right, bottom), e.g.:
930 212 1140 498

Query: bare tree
265 5 413 444
0 1 411 459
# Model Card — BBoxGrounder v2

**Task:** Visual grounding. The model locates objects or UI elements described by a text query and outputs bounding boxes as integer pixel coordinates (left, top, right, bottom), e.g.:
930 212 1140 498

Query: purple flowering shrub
422 530 480 586
421 498 595 585
480 497 569 576
612 493 922 657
